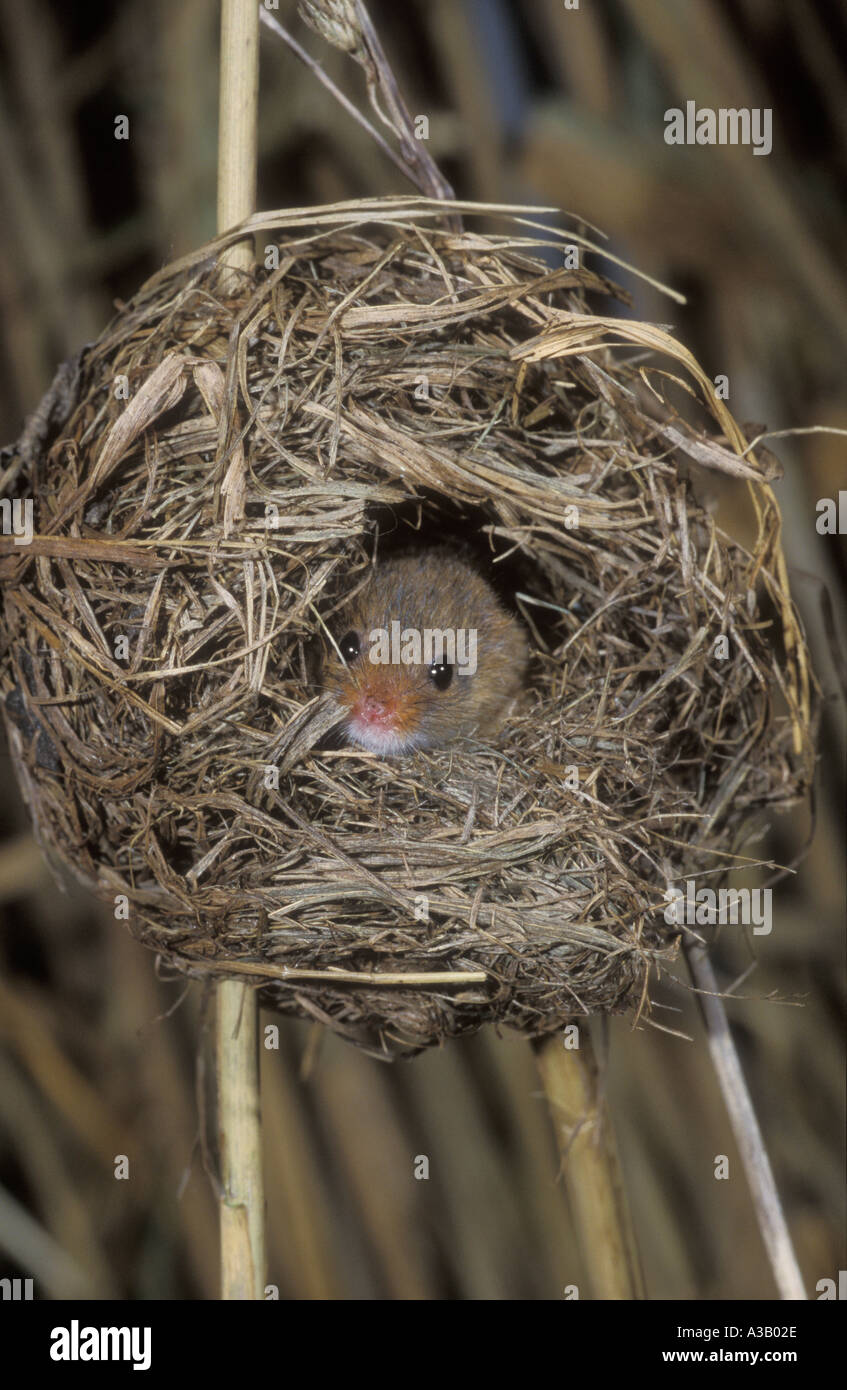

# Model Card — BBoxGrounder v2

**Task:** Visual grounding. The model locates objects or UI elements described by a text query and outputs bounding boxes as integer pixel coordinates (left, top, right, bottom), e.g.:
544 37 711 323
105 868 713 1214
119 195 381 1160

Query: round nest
0 197 815 1058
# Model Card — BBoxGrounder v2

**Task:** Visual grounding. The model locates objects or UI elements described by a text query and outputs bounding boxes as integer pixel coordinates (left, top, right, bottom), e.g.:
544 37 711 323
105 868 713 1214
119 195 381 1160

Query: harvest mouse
323 549 528 755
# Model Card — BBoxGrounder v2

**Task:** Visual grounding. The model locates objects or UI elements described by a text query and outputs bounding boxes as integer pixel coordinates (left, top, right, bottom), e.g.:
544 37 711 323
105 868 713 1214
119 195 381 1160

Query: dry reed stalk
216 977 264 1299
535 1032 644 1299
215 0 264 1302
685 938 806 1300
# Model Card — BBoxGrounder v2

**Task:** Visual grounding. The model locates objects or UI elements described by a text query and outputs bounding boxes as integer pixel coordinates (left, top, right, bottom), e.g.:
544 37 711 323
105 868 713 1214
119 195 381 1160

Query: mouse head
322 553 527 756
324 620 478 754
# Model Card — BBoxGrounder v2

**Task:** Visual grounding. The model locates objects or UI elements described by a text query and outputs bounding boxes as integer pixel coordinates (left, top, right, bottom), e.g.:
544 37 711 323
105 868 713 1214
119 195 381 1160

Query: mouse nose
356 694 395 726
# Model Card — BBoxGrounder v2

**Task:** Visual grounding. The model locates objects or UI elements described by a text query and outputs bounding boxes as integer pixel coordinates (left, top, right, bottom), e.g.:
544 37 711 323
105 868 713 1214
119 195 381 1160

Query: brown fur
323 550 528 753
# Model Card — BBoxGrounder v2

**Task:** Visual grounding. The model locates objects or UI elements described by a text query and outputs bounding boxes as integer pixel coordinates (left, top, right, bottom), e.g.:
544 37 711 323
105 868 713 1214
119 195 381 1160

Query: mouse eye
339 630 361 663
428 662 454 691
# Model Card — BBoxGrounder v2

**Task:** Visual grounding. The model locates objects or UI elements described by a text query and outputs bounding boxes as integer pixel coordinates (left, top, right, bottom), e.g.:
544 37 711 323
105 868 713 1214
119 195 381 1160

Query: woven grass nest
0 197 816 1058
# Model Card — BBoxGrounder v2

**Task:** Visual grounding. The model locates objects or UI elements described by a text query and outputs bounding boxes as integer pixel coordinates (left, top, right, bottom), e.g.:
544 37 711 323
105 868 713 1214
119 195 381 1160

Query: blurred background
0 0 844 1299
